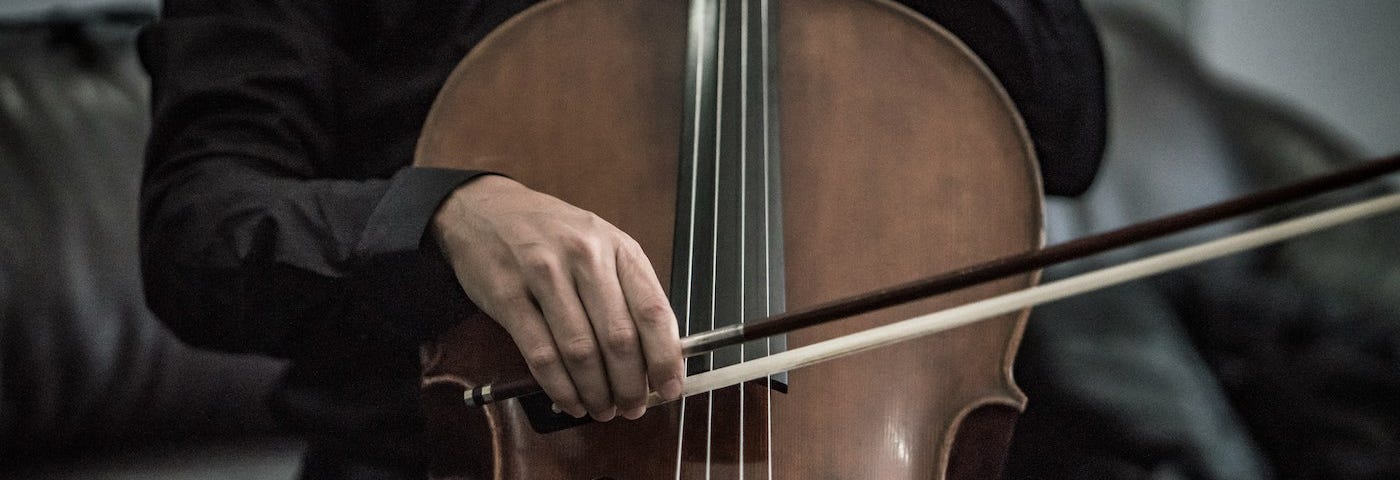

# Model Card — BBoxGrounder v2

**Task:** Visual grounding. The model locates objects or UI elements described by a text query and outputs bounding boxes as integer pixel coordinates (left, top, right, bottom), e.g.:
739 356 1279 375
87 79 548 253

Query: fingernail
623 407 646 420
556 404 586 418
591 406 617 422
661 378 683 400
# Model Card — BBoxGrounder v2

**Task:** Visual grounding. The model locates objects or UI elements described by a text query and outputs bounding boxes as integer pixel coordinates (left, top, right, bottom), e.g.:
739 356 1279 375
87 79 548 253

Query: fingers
573 245 650 420
617 239 685 402
519 248 616 422
435 179 681 421
490 290 586 418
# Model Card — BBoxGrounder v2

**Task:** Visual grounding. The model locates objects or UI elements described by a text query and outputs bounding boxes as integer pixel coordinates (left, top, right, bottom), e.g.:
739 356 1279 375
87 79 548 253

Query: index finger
616 240 684 401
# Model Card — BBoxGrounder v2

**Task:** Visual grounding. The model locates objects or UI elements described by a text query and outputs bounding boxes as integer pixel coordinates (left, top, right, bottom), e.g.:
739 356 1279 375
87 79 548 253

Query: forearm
139 0 488 356
140 154 488 355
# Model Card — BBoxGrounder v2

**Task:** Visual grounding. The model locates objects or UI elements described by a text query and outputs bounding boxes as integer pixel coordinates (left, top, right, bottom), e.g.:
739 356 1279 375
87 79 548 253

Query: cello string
737 0 749 475
759 0 773 477
705 0 729 476
643 193 1400 405
677 0 716 477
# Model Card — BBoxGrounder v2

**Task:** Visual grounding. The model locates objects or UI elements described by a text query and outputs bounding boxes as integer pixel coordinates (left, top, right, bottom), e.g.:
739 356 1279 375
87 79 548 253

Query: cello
416 0 1041 478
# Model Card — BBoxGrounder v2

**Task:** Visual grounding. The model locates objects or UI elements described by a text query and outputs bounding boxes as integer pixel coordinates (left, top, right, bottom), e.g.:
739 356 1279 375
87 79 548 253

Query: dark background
2 1 1397 478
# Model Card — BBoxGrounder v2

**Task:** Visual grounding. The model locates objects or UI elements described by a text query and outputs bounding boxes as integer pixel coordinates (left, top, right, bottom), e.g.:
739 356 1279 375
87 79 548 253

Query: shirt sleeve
138 0 486 358
903 0 1107 197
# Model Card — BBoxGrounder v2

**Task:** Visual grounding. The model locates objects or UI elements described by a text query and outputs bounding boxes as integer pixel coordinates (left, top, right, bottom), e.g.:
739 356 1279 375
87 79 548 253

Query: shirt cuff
352 166 495 341
356 166 494 263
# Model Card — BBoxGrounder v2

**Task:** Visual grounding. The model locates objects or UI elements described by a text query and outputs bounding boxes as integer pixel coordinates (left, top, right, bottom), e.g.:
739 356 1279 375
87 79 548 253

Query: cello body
415 0 1043 478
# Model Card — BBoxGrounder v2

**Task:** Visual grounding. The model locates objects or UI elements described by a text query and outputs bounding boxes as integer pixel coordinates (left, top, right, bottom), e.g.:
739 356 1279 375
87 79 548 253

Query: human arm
139 0 488 357
140 0 684 422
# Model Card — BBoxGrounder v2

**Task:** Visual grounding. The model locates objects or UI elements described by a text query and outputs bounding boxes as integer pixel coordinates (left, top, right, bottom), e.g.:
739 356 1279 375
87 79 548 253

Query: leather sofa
1 6 301 478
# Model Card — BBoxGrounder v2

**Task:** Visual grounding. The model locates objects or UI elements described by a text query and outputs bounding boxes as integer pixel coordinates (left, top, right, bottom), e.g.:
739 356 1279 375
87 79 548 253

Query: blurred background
1 0 1396 478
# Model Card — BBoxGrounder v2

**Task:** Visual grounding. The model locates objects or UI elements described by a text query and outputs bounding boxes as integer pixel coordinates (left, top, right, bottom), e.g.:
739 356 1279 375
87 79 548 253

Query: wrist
431 174 518 244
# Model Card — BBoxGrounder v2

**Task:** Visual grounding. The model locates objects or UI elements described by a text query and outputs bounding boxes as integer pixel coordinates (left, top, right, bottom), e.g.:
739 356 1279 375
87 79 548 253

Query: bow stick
465 154 1400 408
650 191 1400 405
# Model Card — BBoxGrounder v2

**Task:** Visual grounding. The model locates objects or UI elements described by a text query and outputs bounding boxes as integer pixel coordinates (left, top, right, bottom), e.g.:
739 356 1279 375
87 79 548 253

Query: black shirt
138 0 1105 477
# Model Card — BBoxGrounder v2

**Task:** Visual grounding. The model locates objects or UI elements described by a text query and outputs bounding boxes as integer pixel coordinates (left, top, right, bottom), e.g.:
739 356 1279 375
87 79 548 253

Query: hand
432 175 684 421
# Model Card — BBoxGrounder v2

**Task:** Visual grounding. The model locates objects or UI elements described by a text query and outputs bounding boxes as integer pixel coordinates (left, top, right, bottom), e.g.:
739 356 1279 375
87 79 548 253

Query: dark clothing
137 0 1106 477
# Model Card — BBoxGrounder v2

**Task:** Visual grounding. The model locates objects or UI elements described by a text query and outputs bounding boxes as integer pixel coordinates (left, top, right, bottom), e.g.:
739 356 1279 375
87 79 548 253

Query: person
137 1 1105 478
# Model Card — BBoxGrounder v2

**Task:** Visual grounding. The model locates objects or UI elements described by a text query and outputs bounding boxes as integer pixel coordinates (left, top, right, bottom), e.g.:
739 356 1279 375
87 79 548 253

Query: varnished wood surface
415 0 1042 478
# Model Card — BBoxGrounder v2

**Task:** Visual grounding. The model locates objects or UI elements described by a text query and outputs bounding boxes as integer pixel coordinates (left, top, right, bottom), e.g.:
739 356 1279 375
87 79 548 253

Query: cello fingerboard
671 0 787 384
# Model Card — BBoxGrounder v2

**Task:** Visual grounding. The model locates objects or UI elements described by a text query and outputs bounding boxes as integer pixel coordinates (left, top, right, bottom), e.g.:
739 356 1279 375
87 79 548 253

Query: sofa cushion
0 9 289 462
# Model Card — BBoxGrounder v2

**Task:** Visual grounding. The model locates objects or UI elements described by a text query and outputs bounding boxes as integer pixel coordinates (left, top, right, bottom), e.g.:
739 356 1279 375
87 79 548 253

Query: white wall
1090 0 1400 158
1192 0 1400 157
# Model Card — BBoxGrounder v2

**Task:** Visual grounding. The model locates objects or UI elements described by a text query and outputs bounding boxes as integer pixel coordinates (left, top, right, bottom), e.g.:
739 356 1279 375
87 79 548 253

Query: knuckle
563 232 605 263
635 300 674 326
560 336 598 365
618 234 644 254
522 346 560 370
581 211 608 229
520 251 561 277
485 281 527 306
602 326 639 354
